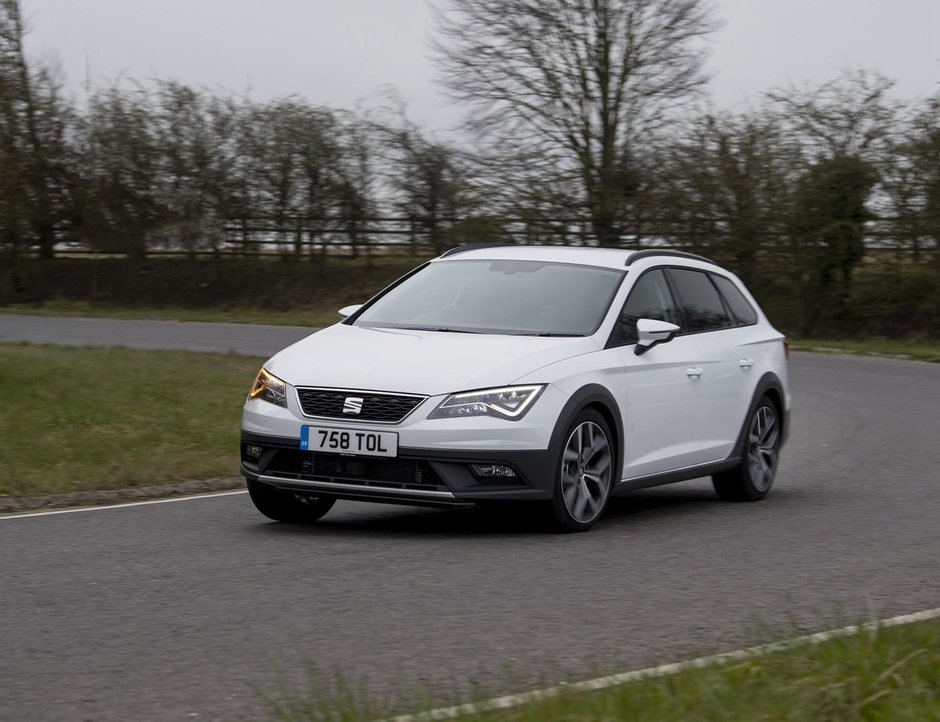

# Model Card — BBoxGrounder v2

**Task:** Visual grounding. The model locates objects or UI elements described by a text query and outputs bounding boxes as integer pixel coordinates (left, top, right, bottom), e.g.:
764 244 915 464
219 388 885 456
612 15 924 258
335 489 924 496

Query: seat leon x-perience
241 245 790 531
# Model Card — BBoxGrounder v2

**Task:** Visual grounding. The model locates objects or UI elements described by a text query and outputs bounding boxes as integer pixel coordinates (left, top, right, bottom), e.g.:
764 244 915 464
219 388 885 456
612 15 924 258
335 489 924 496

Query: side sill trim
255 474 458 501
614 457 740 493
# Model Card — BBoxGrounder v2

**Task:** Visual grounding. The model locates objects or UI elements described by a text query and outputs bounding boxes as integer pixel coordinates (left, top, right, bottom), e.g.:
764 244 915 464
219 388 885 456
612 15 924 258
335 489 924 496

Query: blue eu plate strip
300 426 310 450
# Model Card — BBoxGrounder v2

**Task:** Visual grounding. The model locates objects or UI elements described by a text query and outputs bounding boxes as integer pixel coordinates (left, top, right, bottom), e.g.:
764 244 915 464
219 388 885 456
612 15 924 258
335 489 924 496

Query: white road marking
387 606 940 722
0 490 247 520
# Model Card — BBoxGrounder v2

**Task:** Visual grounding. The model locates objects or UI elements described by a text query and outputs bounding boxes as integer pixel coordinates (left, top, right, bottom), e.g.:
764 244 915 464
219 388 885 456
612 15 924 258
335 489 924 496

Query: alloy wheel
747 405 779 492
560 421 613 524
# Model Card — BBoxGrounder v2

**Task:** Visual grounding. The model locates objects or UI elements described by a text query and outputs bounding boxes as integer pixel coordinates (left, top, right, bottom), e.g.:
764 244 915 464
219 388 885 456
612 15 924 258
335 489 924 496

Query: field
0 344 262 498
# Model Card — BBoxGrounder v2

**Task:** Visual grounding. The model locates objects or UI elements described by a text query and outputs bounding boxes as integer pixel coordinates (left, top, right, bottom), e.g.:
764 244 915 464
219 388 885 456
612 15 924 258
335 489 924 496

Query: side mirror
634 319 680 356
338 304 364 320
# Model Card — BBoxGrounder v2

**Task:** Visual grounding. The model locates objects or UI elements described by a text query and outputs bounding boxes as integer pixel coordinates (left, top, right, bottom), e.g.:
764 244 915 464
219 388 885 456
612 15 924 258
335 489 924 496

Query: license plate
300 426 398 457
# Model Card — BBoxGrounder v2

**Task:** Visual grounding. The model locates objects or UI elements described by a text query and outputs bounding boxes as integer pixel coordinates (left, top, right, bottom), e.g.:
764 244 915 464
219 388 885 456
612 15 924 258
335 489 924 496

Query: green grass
0 344 264 497
268 618 940 721
790 338 940 363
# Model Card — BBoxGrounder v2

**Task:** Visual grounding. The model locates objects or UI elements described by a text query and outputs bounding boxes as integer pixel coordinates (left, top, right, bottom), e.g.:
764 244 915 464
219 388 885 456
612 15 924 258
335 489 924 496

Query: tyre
549 409 615 532
247 480 336 523
713 397 781 501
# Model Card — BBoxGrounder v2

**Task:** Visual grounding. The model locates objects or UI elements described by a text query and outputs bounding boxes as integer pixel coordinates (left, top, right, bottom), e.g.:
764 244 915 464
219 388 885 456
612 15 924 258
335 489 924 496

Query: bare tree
652 110 797 281
375 102 470 255
74 83 165 261
240 99 301 255
433 0 718 246
766 70 899 335
0 50 29 263
885 95 940 262
152 81 225 256
334 115 376 261
293 105 340 259
767 69 899 161
0 0 70 260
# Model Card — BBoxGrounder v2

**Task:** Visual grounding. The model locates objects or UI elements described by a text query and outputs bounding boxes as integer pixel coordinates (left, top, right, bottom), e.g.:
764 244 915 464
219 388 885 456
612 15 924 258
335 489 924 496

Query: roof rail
439 243 516 258
625 249 715 266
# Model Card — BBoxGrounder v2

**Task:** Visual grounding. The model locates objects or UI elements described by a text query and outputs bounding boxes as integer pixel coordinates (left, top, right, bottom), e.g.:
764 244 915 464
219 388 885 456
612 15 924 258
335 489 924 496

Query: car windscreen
354 259 626 336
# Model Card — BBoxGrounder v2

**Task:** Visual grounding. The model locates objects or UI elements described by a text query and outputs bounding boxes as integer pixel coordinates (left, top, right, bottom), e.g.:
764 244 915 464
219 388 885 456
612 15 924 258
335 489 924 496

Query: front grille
296 388 426 423
265 449 446 492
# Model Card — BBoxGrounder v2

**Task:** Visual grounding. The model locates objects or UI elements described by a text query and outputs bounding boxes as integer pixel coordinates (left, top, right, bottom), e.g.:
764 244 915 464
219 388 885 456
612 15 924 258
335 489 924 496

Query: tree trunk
7 0 56 259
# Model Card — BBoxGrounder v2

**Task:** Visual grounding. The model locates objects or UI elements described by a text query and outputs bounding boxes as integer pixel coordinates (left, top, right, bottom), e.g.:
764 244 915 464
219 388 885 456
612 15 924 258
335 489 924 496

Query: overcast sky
19 0 940 132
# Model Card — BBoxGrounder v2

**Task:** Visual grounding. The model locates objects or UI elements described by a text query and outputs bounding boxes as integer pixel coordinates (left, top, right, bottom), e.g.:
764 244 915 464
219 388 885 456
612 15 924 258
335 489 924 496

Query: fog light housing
469 463 517 478
246 444 263 459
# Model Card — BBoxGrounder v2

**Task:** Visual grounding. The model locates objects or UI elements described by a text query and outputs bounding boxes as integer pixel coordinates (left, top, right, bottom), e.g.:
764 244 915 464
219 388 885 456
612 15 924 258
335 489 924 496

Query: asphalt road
2 319 939 721
0 314 313 356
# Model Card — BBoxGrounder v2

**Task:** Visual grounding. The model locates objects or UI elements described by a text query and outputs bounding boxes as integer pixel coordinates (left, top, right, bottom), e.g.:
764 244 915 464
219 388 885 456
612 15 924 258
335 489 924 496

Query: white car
241 245 790 531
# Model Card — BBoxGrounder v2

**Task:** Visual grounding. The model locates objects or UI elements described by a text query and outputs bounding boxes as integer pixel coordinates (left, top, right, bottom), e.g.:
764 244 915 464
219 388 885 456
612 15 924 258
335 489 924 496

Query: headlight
248 368 288 408
429 385 544 420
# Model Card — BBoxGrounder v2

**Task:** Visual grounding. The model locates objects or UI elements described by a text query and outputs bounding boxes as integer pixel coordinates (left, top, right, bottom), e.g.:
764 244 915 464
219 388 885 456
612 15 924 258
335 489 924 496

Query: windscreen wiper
512 332 582 337
396 326 481 334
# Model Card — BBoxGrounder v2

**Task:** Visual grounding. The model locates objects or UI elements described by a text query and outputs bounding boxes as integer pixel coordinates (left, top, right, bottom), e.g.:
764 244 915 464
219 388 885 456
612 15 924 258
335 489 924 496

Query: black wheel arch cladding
548 384 624 485
731 372 788 460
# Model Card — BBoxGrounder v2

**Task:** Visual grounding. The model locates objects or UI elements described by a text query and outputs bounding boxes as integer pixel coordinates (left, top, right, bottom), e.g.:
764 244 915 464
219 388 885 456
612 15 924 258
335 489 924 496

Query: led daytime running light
430 385 544 420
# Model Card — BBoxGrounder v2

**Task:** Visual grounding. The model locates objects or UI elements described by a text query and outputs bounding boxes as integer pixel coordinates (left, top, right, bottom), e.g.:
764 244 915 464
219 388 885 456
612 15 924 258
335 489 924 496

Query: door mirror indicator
634 319 680 356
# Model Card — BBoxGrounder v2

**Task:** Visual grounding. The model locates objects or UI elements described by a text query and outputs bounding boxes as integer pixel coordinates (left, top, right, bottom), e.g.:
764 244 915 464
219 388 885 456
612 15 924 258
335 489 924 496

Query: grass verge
790 337 940 363
0 344 263 497
268 617 940 721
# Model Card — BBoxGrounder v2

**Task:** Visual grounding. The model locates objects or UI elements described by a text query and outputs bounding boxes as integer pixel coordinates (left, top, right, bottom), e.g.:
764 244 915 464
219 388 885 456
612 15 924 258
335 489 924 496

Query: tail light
783 338 790 359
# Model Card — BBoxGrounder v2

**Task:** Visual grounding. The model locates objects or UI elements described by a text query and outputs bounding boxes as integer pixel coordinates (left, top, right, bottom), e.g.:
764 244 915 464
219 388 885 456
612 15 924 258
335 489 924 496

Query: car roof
435 244 715 270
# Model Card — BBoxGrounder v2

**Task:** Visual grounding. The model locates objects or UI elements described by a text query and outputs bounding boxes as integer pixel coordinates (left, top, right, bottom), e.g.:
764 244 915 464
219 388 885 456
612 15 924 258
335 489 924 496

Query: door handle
686 367 704 379
739 358 754 369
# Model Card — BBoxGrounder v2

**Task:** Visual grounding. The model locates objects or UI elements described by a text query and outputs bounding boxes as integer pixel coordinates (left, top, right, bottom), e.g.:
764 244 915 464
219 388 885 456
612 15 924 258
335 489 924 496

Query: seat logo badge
343 397 364 415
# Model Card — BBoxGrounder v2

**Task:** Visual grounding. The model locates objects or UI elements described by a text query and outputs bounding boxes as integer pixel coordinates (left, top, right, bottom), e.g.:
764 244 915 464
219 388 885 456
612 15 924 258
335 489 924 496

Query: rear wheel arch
714 394 783 501
732 372 787 459
761 383 782 406
763 386 784 428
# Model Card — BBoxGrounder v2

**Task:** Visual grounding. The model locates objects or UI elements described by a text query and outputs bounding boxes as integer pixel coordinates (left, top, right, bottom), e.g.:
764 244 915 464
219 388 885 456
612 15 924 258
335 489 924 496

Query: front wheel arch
546 384 624 488
548 408 616 531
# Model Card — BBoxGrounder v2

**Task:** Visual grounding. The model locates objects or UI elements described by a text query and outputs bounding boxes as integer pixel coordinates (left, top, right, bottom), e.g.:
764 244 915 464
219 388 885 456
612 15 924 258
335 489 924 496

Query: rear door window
667 268 732 333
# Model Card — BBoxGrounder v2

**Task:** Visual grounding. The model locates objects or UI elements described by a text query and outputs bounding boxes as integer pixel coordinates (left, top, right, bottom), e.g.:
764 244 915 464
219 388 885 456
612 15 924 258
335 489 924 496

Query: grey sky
20 0 940 132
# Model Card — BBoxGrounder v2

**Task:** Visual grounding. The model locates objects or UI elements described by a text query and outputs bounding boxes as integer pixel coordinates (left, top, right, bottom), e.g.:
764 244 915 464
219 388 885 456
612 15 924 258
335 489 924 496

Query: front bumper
241 431 556 507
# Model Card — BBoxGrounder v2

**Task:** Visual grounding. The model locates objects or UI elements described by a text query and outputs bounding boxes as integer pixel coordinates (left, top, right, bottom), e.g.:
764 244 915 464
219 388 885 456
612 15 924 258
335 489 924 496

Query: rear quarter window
711 274 759 326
